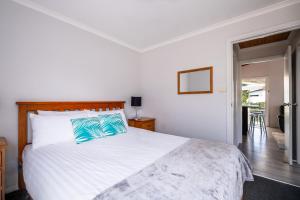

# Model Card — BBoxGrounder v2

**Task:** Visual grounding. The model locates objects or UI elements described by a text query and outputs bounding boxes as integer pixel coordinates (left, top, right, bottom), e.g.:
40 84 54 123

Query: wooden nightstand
0 137 7 200
128 117 155 131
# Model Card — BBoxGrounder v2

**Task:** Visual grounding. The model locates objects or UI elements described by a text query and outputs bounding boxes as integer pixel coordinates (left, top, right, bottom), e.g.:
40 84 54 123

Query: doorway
231 29 300 186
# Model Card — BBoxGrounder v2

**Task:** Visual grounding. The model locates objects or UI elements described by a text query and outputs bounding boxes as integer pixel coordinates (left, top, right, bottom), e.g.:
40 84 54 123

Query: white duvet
23 127 188 200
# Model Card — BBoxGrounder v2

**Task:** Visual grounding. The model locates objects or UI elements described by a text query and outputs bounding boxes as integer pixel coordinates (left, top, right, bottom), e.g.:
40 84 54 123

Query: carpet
6 190 31 200
244 175 300 200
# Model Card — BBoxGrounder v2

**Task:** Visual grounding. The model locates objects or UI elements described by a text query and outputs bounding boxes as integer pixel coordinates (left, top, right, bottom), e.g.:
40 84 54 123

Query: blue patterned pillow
98 113 127 135
71 117 104 144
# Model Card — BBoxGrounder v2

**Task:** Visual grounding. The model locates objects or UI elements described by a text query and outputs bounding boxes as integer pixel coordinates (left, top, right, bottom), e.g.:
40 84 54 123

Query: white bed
17 101 252 200
23 127 188 200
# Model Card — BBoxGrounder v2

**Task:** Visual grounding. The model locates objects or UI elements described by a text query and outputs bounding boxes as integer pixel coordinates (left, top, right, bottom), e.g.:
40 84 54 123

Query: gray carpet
243 175 300 200
6 190 31 200
6 175 300 200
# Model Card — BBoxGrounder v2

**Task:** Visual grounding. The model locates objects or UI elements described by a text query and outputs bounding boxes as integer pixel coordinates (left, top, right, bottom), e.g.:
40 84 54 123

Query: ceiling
17 0 287 51
242 78 266 92
238 32 291 49
237 29 300 62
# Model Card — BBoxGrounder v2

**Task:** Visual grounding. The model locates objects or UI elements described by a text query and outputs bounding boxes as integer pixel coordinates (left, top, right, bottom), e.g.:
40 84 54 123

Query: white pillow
30 113 88 150
38 110 88 116
87 109 128 127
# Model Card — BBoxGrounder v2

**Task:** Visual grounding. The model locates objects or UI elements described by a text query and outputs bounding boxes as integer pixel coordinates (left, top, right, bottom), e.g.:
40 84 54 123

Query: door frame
284 45 293 164
226 20 300 145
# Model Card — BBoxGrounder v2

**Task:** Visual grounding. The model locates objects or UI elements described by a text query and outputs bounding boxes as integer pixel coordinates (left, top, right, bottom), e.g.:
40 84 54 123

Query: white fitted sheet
23 127 188 200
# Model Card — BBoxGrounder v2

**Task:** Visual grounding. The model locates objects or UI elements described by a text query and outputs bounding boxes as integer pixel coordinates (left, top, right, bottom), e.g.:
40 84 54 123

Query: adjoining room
233 30 300 185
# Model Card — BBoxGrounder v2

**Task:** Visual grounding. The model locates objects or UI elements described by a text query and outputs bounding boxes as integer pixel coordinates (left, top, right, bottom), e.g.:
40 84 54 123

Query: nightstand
0 137 7 200
128 117 155 131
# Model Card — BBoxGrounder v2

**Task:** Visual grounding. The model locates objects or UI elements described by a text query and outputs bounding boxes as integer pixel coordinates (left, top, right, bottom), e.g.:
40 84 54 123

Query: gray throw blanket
93 139 253 200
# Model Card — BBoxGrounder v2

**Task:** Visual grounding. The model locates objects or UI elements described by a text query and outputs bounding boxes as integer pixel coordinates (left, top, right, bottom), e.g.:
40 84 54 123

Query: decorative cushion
98 113 127 135
71 117 104 144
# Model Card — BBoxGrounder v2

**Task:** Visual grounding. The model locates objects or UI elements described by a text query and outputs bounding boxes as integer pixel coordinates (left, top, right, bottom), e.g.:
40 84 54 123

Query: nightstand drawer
128 118 155 131
140 121 155 131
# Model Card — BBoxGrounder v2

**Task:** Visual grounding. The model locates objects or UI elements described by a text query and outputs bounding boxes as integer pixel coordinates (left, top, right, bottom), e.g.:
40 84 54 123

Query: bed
17 101 253 200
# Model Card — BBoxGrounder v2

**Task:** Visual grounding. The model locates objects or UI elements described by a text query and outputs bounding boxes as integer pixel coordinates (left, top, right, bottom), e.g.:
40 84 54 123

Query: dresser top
0 137 7 146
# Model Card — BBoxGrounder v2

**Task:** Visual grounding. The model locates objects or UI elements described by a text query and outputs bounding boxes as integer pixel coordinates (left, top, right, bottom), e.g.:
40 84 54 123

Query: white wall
241 59 285 128
0 0 140 192
140 3 300 142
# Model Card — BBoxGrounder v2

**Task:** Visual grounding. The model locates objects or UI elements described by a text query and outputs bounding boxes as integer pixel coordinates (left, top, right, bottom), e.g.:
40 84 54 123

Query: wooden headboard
16 101 125 189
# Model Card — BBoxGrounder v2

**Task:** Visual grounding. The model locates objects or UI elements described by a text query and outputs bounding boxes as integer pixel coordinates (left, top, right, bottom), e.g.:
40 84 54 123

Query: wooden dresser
0 137 7 200
128 117 155 131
